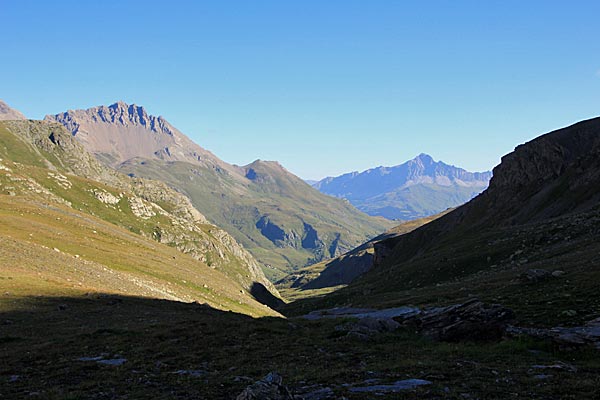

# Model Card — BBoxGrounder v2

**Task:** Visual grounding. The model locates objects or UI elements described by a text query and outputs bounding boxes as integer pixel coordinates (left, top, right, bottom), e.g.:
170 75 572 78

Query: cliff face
478 117 600 224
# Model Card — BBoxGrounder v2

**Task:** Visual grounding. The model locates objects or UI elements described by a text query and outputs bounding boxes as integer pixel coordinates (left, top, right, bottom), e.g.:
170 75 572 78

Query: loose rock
236 372 294 400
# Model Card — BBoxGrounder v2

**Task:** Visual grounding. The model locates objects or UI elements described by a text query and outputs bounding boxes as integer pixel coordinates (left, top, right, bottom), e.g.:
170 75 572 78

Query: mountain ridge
312 153 492 220
47 101 393 279
288 116 600 328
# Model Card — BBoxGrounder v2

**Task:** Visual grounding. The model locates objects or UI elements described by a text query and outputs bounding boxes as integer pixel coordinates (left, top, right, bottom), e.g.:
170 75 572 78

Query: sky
2 1 600 180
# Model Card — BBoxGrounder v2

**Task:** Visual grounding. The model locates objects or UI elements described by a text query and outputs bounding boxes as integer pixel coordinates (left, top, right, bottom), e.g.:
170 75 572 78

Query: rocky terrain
47 102 393 280
313 153 491 220
0 119 280 314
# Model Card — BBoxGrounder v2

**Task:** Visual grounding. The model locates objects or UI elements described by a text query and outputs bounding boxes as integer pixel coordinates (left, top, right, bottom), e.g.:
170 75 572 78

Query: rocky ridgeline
44 101 225 168
480 116 600 224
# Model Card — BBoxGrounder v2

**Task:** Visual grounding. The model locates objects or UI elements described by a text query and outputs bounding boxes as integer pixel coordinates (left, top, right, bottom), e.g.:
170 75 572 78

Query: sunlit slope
47 102 393 280
0 120 279 316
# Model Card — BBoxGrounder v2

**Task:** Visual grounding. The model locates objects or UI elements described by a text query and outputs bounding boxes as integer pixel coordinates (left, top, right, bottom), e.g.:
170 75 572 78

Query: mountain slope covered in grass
0 120 280 316
313 153 491 220
47 102 393 280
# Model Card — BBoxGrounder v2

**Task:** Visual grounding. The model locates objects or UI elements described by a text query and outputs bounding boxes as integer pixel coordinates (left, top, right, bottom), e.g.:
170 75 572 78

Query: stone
507 318 600 350
348 379 432 393
520 269 553 283
401 299 514 342
97 358 127 366
335 316 400 339
236 372 294 400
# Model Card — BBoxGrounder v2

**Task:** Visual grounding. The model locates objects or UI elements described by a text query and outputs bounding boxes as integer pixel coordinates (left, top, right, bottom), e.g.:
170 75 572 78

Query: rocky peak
45 101 228 169
0 100 27 120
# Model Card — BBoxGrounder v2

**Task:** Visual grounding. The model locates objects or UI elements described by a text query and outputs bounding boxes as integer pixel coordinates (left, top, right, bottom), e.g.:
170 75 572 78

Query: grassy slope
0 122 277 317
118 158 393 281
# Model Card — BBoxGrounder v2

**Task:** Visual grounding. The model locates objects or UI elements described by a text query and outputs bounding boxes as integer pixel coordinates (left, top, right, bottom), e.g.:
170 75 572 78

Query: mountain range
312 153 492 220
3 98 600 398
290 116 600 329
45 102 393 280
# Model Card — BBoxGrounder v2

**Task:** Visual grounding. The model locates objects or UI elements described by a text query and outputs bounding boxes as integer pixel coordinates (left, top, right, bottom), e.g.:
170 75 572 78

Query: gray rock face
0 100 27 120
520 269 553 283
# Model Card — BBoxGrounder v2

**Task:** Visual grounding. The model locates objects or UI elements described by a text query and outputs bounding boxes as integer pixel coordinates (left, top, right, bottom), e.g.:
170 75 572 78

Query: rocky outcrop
236 372 294 400
44 101 228 170
0 100 27 120
507 318 600 350
400 299 515 342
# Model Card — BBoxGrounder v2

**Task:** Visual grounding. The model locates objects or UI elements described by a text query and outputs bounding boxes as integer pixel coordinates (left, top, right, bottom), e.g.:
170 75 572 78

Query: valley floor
1 292 599 399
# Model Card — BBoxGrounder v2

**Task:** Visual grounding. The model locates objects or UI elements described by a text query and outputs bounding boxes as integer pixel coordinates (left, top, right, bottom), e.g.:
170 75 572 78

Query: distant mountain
0 119 281 315
312 154 492 220
47 102 393 280
0 99 27 120
293 117 600 327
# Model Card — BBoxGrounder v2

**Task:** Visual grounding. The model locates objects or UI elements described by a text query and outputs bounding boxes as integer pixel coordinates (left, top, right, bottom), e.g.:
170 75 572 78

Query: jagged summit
313 154 492 220
0 99 27 120
44 101 226 169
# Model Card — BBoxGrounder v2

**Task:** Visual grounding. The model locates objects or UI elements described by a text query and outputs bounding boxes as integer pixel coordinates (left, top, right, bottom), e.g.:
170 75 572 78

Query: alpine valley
45 102 394 280
2 99 600 399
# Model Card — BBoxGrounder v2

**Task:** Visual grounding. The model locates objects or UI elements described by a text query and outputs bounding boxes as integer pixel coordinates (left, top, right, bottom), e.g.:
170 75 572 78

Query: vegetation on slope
278 210 452 297
47 102 393 280
0 120 279 316
119 157 393 281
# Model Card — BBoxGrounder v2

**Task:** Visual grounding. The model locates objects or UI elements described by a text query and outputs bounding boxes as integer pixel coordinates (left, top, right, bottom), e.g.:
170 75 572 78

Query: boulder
520 269 553 283
507 318 600 349
236 372 294 400
401 299 515 342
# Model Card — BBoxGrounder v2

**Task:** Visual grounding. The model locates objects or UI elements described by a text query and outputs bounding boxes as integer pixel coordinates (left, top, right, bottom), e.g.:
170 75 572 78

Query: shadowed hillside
286 117 600 329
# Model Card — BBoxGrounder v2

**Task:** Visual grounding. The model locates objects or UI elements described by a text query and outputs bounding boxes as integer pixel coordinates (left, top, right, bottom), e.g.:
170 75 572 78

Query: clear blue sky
2 1 600 180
